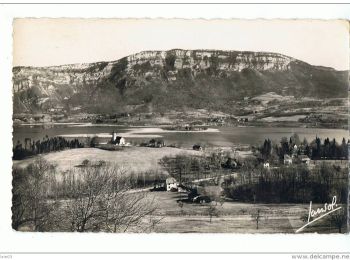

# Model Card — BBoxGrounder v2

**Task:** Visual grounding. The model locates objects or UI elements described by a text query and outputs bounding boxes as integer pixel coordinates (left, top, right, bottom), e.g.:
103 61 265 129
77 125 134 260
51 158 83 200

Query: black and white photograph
10 18 349 235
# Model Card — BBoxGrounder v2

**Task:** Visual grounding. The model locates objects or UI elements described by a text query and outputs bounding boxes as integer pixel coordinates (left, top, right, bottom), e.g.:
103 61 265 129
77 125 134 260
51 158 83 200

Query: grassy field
13 146 201 173
143 191 343 233
260 115 306 122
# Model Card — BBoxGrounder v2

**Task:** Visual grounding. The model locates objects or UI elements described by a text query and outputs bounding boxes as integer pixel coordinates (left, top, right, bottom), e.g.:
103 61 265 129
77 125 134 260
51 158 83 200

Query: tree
313 136 322 159
207 203 219 223
291 133 301 146
305 144 311 158
251 209 263 230
102 175 157 233
280 137 290 158
66 167 108 232
261 139 272 161
12 158 59 231
302 137 309 147
82 159 90 167
177 200 184 215
341 138 347 159
90 136 100 147
65 165 158 232
165 53 176 71
323 138 330 158
172 154 192 184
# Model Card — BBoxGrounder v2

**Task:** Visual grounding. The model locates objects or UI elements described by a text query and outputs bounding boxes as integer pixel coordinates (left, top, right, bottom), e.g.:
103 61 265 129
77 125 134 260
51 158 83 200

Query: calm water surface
13 124 349 148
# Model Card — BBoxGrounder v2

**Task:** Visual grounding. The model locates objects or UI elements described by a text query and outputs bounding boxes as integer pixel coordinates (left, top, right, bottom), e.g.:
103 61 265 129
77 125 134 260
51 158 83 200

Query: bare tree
251 209 263 230
105 192 157 232
101 169 157 233
13 159 160 232
207 202 219 223
12 158 59 231
66 168 108 232
177 200 184 215
65 164 158 232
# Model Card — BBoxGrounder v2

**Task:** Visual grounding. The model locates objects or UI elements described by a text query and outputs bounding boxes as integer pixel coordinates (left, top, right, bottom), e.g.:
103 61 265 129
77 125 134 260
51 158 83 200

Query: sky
13 18 349 70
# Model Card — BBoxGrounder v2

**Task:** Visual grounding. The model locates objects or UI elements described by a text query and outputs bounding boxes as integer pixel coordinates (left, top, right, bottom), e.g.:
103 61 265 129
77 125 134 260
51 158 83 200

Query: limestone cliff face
12 49 347 114
13 50 294 93
127 49 293 72
13 62 112 93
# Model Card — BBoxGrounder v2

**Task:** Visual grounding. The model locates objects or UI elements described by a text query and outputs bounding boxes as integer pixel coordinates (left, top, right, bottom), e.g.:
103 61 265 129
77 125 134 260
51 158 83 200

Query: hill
13 49 348 116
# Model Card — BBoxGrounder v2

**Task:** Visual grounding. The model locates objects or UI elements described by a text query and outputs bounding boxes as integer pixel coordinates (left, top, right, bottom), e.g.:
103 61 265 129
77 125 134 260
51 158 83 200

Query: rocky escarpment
127 49 294 72
13 49 348 114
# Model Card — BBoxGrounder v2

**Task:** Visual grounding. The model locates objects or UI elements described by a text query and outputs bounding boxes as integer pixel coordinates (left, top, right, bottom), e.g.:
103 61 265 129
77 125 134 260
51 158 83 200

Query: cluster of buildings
110 131 128 146
262 144 312 169
153 177 184 192
283 154 310 166
283 144 311 166
161 177 215 204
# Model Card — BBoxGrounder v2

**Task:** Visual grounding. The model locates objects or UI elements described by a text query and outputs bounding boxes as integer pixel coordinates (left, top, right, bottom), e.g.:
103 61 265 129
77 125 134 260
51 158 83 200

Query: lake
12 123 349 148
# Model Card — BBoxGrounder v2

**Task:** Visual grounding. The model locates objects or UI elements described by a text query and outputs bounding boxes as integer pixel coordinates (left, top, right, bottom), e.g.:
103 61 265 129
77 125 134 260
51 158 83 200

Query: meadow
13 146 201 173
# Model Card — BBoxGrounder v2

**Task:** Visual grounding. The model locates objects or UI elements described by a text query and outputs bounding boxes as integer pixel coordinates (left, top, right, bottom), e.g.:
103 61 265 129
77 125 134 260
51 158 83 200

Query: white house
115 136 125 146
263 162 270 169
293 144 298 151
165 177 178 191
292 144 298 157
284 154 293 165
111 132 126 146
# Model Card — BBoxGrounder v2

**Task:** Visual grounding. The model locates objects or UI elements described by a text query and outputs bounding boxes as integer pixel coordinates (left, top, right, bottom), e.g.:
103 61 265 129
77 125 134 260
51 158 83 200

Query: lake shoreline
13 111 347 130
13 121 347 130
13 124 349 152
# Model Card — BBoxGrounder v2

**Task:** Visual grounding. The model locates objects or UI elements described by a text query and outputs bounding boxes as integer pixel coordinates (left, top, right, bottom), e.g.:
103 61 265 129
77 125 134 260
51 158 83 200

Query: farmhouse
263 162 270 168
115 136 126 146
284 154 292 165
165 177 178 191
111 131 126 146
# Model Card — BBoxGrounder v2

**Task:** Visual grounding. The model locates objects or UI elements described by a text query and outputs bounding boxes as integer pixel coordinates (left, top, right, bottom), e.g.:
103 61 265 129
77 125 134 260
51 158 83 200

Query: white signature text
296 196 342 233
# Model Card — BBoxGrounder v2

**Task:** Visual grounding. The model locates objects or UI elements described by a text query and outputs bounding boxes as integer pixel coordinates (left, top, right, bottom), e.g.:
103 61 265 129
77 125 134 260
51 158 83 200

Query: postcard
11 18 349 235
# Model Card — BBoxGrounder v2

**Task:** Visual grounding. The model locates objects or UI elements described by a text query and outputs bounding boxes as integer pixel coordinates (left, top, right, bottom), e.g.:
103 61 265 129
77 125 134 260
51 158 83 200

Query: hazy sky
13 18 349 70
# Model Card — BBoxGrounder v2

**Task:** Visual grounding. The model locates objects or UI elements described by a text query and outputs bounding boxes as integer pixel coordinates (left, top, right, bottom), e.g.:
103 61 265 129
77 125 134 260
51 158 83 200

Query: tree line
13 136 84 160
259 134 348 163
223 163 348 204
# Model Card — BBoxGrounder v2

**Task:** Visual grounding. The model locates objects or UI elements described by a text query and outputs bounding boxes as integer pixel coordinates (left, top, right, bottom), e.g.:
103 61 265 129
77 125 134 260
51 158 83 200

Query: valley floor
13 146 346 234
137 191 341 233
